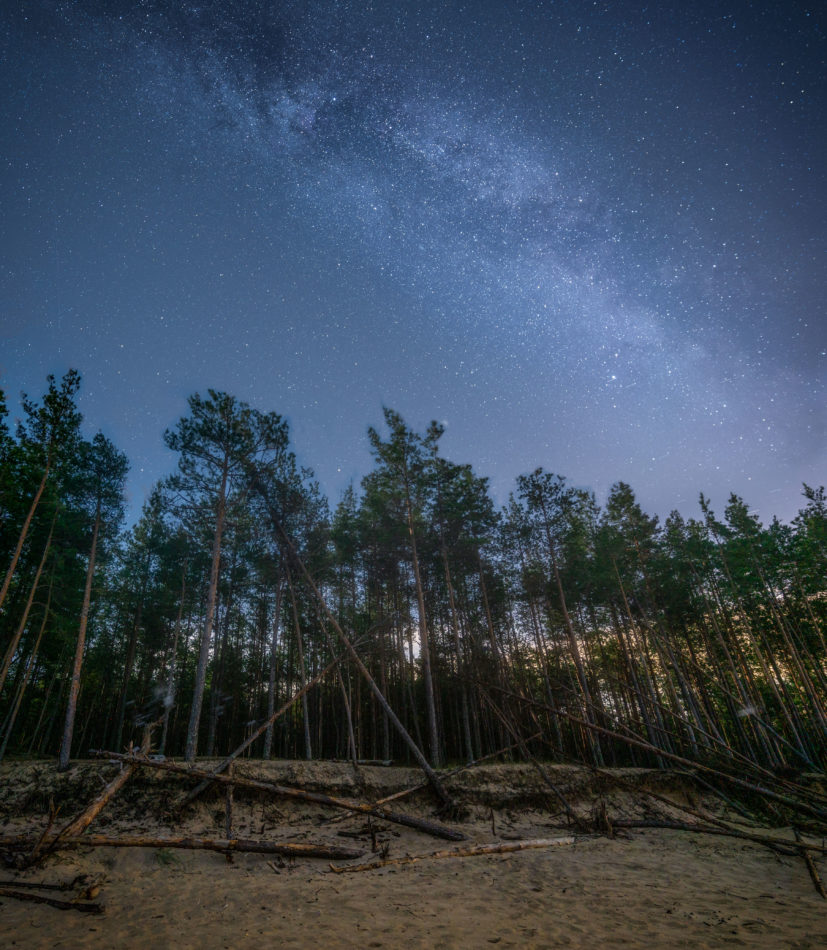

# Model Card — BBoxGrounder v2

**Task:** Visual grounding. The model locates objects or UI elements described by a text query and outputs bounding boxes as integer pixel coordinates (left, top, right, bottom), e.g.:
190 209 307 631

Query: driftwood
89 751 467 841
0 885 103 913
329 836 578 874
0 834 362 860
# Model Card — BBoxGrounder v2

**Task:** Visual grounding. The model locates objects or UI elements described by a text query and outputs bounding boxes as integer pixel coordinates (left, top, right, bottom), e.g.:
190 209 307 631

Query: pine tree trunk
185 459 228 762
405 485 440 766
286 568 312 760
58 504 101 771
0 512 55 695
114 594 144 753
263 574 284 759
0 460 51 614
159 562 188 756
0 576 52 763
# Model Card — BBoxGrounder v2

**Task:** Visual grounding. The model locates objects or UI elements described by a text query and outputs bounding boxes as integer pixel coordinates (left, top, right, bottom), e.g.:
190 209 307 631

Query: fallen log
54 762 136 841
89 751 467 842
329 836 579 873
0 878 73 891
0 834 363 860
30 717 161 866
0 885 102 914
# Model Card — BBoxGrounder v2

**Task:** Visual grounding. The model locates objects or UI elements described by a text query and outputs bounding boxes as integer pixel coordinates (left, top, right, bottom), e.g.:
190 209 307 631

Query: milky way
2 1 824 521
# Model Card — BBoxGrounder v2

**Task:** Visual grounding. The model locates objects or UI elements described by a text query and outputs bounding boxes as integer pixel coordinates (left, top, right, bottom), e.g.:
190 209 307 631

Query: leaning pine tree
58 432 128 771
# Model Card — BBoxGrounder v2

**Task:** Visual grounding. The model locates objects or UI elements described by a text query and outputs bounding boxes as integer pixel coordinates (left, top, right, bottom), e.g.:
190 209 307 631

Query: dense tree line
0 373 824 774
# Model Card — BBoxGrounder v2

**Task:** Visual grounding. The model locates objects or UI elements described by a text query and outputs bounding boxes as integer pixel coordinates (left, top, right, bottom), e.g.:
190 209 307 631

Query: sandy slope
1 760 824 949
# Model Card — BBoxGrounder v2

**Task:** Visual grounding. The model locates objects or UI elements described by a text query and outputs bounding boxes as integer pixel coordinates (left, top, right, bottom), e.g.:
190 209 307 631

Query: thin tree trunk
0 576 53 763
159 561 188 756
113 591 145 753
0 511 55 696
185 459 228 762
442 546 474 764
404 481 440 766
286 567 312 760
58 504 101 771
0 462 50 615
538 505 603 766
263 573 284 759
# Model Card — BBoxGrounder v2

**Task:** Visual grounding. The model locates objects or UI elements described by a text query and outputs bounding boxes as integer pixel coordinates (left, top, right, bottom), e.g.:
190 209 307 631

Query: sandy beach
1 760 824 949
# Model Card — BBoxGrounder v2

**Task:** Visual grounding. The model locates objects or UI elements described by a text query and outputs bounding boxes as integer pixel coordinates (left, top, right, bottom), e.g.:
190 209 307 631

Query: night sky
2 1 824 524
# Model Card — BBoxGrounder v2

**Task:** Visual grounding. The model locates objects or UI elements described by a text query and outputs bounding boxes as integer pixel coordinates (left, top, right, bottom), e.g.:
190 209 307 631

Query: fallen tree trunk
247 469 452 808
32 717 161 865
88 751 467 842
55 764 137 842
329 836 579 874
0 834 363 860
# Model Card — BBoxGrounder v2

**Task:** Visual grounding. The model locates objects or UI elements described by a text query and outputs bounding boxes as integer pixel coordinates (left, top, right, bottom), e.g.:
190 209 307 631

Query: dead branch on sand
0 834 362 861
794 827 827 899
610 819 818 856
329 836 579 873
0 885 102 914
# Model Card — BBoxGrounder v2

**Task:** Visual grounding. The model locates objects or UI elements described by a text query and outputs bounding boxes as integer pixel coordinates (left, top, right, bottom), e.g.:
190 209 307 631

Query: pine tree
58 432 128 770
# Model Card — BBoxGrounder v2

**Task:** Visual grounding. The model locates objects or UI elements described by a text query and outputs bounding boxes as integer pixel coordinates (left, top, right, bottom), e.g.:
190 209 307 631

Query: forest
0 370 825 778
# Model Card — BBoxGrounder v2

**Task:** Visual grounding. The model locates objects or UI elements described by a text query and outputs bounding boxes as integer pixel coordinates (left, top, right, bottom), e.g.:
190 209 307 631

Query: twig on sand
611 819 820 857
794 827 827 899
0 886 103 914
329 836 579 874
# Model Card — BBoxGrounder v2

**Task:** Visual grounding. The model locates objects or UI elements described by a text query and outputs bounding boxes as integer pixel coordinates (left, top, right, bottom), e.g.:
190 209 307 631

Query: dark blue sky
2 1 824 523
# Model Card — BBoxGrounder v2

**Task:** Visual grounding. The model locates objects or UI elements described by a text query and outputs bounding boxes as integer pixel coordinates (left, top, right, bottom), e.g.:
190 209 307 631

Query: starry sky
2 1 825 524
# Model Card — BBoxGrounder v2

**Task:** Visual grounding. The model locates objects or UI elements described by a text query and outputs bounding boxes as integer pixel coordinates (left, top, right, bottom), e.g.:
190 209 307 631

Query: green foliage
0 378 824 774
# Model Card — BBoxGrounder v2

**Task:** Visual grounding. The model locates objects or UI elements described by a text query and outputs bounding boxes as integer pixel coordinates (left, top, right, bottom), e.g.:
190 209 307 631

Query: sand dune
2 760 824 948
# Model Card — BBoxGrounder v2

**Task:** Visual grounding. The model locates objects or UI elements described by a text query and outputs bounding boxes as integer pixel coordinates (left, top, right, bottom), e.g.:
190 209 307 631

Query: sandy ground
1 760 825 949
